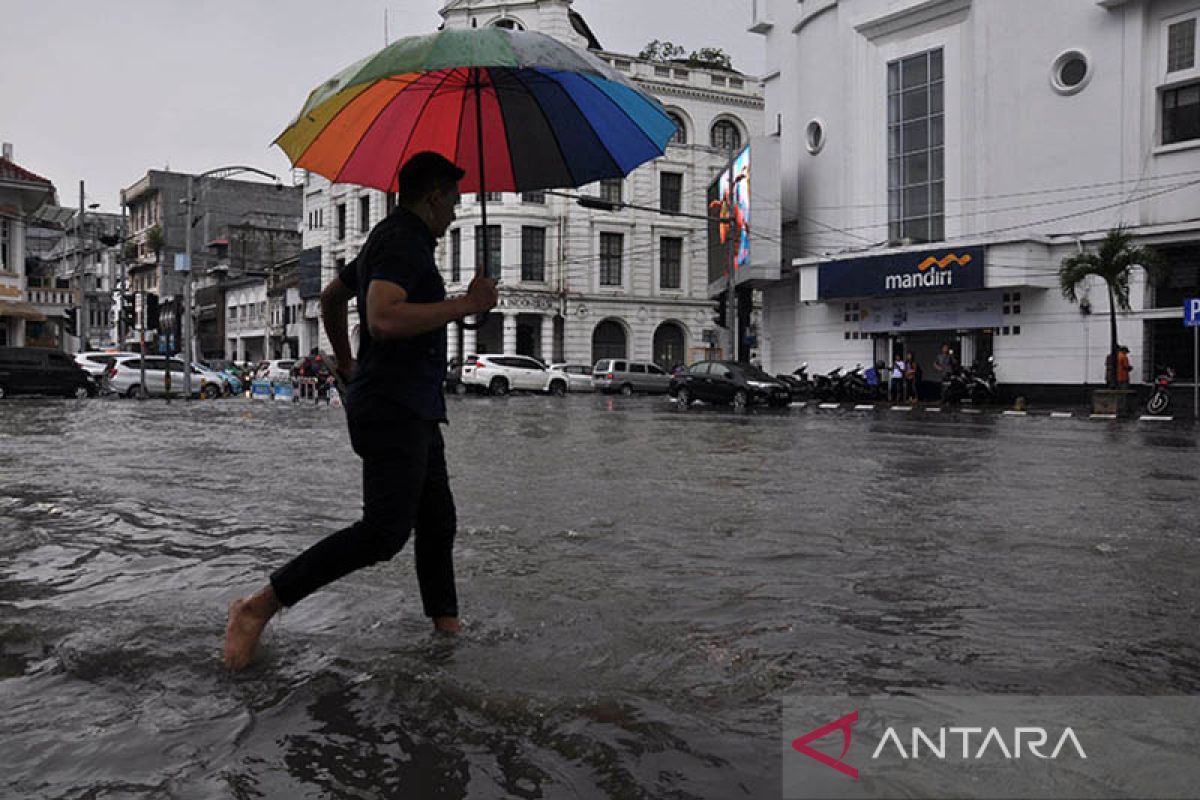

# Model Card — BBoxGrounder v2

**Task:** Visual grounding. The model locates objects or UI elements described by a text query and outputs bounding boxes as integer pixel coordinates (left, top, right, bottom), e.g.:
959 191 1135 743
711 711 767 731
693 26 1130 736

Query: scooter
966 356 998 405
1146 366 1175 415
836 365 874 402
812 367 843 402
940 365 969 405
776 363 814 401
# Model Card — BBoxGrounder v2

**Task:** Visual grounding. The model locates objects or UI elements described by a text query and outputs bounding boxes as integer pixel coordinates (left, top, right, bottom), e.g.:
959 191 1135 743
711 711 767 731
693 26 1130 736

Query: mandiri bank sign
818 246 986 300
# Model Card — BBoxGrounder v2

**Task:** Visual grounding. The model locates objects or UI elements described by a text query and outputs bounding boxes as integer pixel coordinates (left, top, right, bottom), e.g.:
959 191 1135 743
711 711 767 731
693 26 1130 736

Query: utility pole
183 174 194 399
77 180 87 352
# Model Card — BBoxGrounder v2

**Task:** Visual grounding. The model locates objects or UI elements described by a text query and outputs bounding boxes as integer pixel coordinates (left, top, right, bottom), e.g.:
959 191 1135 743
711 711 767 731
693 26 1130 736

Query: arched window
493 18 524 30
667 112 688 145
591 320 627 362
710 119 742 152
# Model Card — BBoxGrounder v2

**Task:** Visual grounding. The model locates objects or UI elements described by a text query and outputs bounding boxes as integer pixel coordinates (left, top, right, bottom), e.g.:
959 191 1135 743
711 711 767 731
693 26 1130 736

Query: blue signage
1185 297 1200 328
818 246 986 300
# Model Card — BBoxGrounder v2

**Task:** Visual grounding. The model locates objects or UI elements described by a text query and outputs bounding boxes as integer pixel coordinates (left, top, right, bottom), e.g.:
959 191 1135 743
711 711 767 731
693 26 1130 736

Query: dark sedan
669 361 792 410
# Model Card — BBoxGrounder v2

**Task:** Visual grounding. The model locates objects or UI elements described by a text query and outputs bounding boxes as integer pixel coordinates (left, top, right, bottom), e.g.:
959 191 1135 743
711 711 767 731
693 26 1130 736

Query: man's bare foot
432 615 461 634
223 587 281 670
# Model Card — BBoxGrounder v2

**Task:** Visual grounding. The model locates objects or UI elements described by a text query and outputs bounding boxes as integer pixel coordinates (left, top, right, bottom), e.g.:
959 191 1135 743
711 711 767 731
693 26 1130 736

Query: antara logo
791 712 1087 780
885 252 974 291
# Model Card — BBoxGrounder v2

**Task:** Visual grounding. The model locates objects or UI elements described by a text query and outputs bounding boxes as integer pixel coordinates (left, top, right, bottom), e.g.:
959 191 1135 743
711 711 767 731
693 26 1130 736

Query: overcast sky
0 1 765 213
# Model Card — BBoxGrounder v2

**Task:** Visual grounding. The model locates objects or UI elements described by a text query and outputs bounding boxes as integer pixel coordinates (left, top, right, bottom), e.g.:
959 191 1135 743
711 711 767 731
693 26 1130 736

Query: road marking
1003 410 1027 416
818 403 840 410
790 401 808 408
1050 412 1073 419
891 406 913 412
924 406 941 413
961 408 982 414
1090 413 1117 420
1139 415 1174 422
854 404 875 411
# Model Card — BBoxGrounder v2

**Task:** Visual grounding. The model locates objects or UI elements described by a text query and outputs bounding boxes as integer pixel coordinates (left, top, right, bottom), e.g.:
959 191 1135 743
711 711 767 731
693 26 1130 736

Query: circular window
1051 50 1092 95
806 119 826 154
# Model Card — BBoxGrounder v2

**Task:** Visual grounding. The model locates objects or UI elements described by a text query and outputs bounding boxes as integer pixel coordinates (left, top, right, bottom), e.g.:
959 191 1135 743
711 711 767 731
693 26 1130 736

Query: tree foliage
638 40 687 62
1059 227 1162 387
639 41 735 71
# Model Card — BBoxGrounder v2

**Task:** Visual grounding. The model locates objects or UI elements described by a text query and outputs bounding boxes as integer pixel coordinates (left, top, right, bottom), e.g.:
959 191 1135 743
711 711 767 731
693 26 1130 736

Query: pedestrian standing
890 354 906 403
223 152 498 671
904 351 919 403
1116 345 1132 388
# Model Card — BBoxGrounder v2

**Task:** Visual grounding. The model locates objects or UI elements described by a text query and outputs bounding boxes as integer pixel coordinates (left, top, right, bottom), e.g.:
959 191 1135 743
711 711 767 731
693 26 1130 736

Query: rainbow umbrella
276 28 676 298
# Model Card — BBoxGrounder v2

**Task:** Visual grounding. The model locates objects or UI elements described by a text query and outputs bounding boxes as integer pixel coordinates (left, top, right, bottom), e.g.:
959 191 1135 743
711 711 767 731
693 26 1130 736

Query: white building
750 0 1200 401
304 0 764 369
0 143 57 348
224 279 269 362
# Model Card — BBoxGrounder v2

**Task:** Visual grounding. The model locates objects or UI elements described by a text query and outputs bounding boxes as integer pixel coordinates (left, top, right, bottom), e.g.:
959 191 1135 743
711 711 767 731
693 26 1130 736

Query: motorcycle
836 364 875 402
812 367 842 402
940 365 969 405
966 356 998 405
776 363 814 402
1146 366 1175 415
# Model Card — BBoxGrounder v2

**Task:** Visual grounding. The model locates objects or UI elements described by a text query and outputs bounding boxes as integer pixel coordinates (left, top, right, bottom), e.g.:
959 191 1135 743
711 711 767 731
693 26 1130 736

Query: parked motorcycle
966 356 998 405
836 364 876 402
940 365 969 405
1146 365 1175 415
812 367 843 402
776 363 813 402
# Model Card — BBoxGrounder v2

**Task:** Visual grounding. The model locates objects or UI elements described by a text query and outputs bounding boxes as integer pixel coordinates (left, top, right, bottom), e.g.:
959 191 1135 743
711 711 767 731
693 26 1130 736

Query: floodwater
1 395 1198 799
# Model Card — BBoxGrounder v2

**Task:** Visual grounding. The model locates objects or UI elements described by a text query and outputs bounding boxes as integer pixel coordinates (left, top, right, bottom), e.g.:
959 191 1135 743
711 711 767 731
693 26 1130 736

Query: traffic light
122 293 137 331
62 306 78 337
712 292 728 329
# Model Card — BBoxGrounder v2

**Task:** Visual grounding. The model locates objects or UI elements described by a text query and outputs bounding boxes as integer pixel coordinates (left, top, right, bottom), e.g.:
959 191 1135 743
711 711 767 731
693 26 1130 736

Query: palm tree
1059 227 1160 388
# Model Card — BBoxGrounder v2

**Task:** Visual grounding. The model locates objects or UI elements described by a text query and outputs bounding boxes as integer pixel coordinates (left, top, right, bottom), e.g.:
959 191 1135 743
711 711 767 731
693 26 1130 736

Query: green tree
688 47 733 71
145 224 164 263
1059 227 1161 388
638 39 687 62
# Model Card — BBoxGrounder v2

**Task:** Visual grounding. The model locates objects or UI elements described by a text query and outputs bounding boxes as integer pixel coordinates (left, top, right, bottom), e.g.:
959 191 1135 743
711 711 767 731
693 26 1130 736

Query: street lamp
182 166 281 399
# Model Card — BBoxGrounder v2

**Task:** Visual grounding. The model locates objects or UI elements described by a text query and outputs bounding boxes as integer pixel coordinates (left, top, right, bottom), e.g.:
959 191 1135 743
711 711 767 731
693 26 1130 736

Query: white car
254 359 295 382
547 363 595 395
75 351 138 379
460 354 551 396
104 355 216 398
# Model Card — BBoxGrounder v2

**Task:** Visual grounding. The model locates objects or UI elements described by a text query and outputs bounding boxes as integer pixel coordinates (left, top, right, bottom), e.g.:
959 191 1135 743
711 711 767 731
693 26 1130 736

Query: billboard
707 144 751 284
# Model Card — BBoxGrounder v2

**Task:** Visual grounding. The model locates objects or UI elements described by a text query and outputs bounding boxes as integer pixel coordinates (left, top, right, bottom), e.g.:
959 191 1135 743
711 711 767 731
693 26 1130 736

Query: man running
223 151 497 670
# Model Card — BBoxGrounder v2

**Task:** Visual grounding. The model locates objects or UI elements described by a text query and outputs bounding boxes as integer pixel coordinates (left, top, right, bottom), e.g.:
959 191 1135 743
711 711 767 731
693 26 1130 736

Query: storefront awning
0 300 48 321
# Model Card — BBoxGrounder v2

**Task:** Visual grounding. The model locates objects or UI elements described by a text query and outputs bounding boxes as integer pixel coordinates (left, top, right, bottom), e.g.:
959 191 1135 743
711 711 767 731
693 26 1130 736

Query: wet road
1 395 1198 799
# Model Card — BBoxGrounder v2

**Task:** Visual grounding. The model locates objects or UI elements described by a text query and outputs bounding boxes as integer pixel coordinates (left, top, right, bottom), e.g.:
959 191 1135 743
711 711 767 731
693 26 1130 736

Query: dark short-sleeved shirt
340 208 447 424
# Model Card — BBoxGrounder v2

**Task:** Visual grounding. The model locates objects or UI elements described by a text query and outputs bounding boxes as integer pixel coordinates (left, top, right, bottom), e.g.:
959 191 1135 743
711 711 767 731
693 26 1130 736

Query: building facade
0 143 57 348
304 0 764 369
750 0 1200 400
121 170 302 357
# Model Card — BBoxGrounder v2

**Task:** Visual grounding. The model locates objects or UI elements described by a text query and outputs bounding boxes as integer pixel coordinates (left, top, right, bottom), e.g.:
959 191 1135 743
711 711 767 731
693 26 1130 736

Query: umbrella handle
457 311 489 331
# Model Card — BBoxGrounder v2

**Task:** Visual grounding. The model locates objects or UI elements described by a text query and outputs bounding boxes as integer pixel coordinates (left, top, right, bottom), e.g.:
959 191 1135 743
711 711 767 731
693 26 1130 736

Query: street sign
1184 297 1200 327
174 253 191 272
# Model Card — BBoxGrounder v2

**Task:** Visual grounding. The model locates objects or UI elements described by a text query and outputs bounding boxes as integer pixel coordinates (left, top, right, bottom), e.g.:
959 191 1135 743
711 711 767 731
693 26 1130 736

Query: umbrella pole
475 68 489 282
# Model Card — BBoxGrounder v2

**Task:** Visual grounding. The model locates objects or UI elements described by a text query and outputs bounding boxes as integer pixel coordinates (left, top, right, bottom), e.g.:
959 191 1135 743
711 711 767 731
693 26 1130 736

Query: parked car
0 347 95 399
74 350 139 380
103 355 210 398
669 360 792 410
546 363 595 395
592 359 672 395
192 362 237 396
460 354 550 396
255 359 295 383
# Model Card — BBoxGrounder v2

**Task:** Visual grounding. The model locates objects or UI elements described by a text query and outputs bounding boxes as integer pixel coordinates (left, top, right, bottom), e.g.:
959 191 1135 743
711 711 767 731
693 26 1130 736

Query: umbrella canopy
275 28 677 194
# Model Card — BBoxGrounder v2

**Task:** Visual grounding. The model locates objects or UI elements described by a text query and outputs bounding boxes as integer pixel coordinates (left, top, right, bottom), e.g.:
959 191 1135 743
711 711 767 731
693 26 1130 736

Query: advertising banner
819 246 986 300
859 291 1003 333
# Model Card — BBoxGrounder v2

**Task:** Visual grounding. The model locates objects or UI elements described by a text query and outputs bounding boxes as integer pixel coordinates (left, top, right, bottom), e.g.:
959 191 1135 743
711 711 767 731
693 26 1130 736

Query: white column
447 321 460 363
236 337 245 362
502 312 517 355
540 314 554 363
462 325 477 358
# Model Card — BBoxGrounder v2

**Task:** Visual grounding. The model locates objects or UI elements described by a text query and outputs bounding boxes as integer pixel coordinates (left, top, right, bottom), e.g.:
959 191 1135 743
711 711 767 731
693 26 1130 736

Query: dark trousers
270 419 458 618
